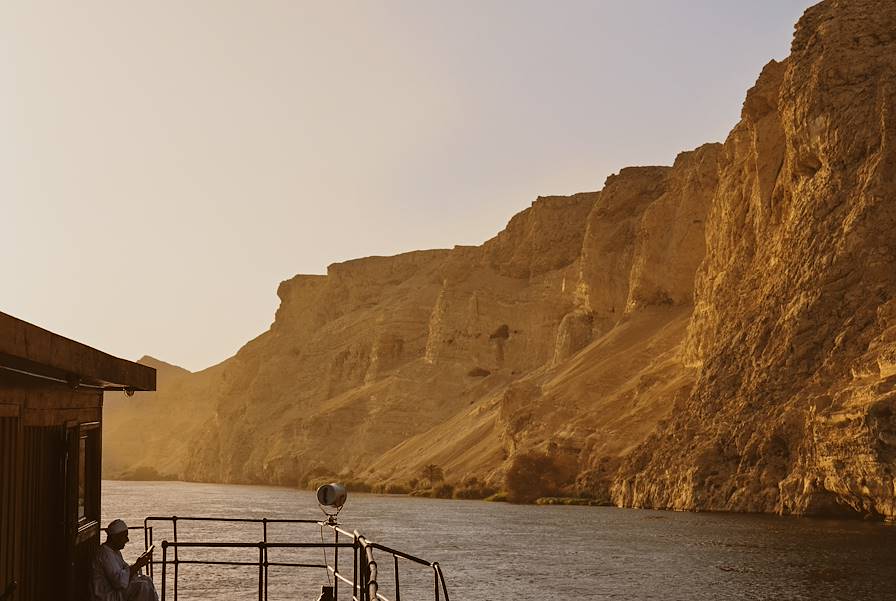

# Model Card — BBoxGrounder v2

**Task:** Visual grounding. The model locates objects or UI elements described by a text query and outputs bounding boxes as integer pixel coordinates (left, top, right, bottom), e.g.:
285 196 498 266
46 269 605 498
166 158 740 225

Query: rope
320 524 332 587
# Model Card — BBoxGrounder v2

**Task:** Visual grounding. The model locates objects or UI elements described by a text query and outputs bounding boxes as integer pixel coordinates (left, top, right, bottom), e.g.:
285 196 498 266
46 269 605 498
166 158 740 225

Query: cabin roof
0 312 156 391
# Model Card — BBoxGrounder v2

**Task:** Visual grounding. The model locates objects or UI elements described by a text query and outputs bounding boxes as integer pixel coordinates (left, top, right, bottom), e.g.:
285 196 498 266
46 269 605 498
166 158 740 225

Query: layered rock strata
613 0 896 518
104 0 896 519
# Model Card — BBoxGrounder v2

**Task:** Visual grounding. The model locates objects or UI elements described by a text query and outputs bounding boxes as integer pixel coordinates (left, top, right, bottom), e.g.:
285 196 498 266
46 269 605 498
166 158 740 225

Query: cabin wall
1 311 154 601
0 376 102 601
0 415 23 599
21 425 66 600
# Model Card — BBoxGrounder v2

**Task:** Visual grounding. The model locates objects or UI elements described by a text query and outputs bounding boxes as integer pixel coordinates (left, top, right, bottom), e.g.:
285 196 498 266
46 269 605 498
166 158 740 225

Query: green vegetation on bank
118 449 609 506
307 472 500 501
304 450 610 505
535 497 610 506
119 466 177 481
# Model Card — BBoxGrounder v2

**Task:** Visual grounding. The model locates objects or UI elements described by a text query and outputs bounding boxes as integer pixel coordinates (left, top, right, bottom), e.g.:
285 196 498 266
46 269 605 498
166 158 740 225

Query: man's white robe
92 543 158 601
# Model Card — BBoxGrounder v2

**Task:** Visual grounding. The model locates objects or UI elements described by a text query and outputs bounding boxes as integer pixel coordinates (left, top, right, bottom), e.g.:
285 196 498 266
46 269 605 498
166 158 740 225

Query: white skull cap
107 519 128 535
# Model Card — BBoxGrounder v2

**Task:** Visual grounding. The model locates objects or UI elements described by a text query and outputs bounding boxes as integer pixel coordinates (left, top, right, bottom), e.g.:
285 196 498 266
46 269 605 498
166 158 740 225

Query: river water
102 480 896 601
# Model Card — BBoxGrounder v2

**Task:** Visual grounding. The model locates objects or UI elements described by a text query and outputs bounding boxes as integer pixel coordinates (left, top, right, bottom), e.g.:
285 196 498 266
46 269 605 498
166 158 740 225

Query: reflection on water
103 480 896 601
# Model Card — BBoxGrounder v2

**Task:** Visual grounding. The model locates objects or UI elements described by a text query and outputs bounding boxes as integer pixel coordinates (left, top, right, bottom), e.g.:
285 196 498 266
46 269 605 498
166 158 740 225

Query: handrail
141 516 450 601
145 516 322 524
335 524 449 601
144 516 449 601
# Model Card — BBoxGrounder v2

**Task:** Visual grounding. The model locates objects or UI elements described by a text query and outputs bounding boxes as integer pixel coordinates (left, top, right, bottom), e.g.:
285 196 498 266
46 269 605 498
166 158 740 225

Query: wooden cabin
0 312 155 601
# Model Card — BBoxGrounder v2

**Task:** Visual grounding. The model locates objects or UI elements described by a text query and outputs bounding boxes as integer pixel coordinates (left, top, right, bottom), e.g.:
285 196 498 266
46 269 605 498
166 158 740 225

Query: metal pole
360 542 366 601
143 520 151 579
263 519 268 601
363 554 368 601
161 542 167 601
172 517 178 601
394 555 400 601
433 566 439 601
353 534 358 601
258 543 264 601
334 528 339 601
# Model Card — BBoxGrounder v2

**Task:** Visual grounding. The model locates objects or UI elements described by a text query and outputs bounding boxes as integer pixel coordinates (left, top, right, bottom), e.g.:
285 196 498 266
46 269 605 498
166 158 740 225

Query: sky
1 1 816 372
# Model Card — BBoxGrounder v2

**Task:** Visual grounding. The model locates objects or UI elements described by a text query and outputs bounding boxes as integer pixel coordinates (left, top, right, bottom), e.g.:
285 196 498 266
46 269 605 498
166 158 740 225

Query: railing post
263 519 268 601
143 519 151 579
360 543 367 601
258 543 264 601
172 517 178 601
353 534 358 601
394 555 400 601
433 565 439 601
161 541 167 601
334 528 339 601
264 544 269 601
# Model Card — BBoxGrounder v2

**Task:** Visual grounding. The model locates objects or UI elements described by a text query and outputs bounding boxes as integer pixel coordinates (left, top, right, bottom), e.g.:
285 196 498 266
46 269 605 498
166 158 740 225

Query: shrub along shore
305 473 608 506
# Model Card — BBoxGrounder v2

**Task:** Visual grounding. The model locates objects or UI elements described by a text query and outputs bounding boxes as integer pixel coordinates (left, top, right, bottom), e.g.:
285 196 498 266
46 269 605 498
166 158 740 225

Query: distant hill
102 355 196 478
136 355 191 375
104 0 896 519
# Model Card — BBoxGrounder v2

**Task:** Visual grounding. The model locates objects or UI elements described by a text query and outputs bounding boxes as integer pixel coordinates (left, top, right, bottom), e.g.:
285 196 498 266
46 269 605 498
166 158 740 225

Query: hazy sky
2 1 815 372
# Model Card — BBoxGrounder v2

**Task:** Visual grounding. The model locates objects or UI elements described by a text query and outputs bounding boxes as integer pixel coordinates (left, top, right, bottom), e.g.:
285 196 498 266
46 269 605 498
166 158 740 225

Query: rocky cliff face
612 0 896 518
105 0 896 519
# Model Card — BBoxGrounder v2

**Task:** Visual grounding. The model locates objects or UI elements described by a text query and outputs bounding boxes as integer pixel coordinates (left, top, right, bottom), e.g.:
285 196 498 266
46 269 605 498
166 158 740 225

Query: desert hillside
104 0 896 519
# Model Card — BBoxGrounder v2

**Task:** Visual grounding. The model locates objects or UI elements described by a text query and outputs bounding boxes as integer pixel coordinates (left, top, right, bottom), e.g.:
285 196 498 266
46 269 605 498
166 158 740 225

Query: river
102 480 896 601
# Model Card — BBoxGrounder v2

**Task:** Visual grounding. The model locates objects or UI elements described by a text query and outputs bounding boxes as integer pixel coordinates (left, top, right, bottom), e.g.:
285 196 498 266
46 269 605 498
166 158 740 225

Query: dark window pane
78 436 86 520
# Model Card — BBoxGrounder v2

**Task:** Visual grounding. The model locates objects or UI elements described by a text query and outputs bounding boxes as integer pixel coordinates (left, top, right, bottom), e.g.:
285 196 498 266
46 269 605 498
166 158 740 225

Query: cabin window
78 423 100 526
78 436 87 519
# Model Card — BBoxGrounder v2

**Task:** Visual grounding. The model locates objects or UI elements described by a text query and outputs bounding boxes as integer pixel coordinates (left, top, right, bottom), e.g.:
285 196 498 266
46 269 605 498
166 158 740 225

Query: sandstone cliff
104 0 896 519
612 0 896 518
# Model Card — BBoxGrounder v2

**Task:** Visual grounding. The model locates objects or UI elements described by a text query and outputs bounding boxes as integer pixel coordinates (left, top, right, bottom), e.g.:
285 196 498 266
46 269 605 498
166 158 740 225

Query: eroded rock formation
613 0 896 518
104 0 896 519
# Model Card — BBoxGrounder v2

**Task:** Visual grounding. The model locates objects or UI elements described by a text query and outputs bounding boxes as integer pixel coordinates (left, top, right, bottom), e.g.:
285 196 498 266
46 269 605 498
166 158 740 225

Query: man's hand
130 549 152 578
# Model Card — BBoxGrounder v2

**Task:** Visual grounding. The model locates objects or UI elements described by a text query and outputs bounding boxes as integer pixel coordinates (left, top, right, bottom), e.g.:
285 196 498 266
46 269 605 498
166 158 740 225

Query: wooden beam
0 404 20 418
0 385 102 411
23 407 101 427
0 382 102 426
0 313 155 391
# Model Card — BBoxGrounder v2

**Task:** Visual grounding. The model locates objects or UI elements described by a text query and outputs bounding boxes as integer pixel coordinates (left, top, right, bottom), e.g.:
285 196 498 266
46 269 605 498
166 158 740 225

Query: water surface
103 480 896 600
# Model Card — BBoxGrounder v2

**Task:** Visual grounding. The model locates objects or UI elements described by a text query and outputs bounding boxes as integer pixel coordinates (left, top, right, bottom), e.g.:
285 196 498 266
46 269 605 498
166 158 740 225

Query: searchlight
316 483 347 524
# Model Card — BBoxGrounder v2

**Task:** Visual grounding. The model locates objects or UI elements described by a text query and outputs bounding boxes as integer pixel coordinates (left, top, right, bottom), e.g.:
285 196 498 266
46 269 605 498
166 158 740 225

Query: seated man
92 519 158 601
